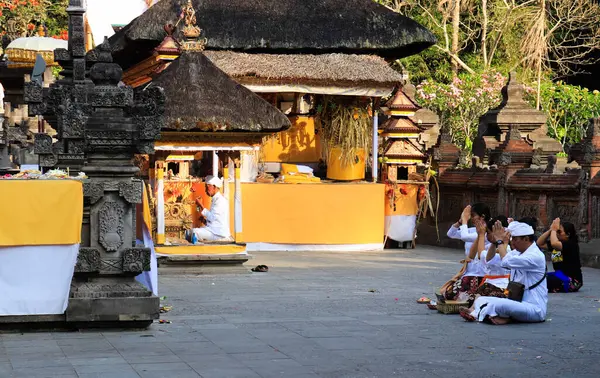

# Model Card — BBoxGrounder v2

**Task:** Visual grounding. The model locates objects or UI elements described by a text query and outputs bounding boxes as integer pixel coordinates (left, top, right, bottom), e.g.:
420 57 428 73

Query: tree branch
433 45 476 74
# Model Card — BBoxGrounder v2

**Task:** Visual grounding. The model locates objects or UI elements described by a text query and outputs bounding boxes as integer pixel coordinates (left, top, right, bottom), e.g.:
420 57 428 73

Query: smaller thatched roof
146 51 291 132
203 51 403 87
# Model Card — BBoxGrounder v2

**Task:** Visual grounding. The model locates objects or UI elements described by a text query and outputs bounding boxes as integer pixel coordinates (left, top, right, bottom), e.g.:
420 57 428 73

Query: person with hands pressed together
185 176 232 243
461 220 547 325
473 216 511 298
537 218 583 293
443 203 491 302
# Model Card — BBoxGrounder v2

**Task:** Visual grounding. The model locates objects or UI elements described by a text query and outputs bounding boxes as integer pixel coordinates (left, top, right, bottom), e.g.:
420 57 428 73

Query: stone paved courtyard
1 247 600 378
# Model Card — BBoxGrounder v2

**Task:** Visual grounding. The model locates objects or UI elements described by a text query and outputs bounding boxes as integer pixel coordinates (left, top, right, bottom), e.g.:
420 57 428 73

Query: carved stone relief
122 248 151 273
83 182 104 204
75 248 101 273
98 201 125 252
119 181 143 204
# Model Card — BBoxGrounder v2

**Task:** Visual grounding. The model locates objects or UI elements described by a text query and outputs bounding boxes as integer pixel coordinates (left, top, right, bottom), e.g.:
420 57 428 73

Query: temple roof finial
179 0 206 52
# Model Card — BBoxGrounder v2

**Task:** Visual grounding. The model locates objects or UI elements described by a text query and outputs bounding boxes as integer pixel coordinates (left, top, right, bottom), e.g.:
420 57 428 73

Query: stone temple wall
418 73 599 246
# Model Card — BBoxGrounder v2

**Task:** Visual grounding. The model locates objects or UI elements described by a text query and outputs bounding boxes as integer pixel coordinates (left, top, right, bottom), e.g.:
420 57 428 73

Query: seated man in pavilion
185 176 232 243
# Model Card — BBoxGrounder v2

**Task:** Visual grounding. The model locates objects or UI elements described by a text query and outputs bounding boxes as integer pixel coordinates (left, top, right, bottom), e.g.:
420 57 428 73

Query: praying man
186 176 232 242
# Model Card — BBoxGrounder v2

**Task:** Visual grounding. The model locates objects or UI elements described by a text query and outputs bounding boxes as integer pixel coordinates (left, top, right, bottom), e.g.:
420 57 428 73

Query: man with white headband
461 220 547 325
186 176 232 242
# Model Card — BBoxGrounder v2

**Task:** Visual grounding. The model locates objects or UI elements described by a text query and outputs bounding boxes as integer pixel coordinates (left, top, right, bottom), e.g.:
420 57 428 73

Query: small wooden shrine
380 86 429 181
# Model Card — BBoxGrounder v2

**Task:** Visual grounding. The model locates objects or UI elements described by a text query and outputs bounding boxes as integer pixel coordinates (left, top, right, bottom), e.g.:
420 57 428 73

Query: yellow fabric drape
142 184 152 233
0 180 83 246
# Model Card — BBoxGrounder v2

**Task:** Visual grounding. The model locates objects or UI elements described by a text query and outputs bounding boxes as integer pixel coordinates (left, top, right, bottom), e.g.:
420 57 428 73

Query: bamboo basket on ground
436 300 469 314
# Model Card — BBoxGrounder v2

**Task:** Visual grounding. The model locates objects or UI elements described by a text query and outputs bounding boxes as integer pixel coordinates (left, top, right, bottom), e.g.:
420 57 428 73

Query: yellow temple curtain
0 180 83 247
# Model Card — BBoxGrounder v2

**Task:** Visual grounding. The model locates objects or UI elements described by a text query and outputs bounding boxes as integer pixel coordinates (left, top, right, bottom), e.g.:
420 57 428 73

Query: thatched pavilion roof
145 51 291 132
108 0 436 70
203 51 404 87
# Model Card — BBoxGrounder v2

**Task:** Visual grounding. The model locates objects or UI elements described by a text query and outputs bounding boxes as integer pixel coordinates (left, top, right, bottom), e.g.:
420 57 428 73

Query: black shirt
548 239 583 283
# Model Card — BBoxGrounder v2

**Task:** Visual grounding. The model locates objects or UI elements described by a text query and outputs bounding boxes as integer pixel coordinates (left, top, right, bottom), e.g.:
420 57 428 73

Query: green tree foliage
415 71 506 151
530 83 600 148
0 0 68 38
376 0 600 150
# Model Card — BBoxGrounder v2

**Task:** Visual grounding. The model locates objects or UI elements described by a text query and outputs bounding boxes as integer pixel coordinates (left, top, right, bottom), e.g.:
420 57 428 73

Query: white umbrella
5 37 68 66
6 37 68 52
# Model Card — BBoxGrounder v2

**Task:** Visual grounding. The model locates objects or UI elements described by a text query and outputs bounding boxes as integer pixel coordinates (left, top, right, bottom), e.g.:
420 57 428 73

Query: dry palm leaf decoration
316 96 372 167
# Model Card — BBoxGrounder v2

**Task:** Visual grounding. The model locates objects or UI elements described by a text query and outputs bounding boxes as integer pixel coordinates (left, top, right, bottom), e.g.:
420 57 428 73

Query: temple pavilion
104 0 436 252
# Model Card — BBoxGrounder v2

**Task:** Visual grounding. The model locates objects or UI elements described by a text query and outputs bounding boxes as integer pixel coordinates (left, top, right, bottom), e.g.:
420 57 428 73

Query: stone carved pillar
24 0 165 326
432 127 460 175
478 72 558 168
571 118 600 178
570 118 600 241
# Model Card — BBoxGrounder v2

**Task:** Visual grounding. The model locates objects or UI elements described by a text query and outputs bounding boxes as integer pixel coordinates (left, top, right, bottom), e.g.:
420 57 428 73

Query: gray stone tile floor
2 246 600 377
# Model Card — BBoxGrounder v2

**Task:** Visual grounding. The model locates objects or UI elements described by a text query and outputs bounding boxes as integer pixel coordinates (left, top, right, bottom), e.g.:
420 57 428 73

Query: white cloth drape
0 244 78 315
156 175 165 240
135 225 158 296
385 215 416 242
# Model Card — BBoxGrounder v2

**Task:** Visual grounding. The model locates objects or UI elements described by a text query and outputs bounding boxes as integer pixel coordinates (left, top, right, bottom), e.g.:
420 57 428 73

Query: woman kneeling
537 218 583 293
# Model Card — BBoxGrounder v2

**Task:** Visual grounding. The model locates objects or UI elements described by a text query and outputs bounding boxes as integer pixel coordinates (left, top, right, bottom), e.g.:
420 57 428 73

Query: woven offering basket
437 300 469 314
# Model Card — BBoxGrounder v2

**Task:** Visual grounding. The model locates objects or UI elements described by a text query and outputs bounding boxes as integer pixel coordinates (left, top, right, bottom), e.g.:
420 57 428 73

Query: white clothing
471 243 547 323
194 192 231 239
476 252 510 289
192 227 220 242
446 225 488 277
206 175 223 187
507 221 534 237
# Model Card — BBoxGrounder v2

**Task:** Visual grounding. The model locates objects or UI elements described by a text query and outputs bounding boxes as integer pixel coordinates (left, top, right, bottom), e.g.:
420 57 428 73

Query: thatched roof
108 0 436 70
145 51 291 132
202 51 403 87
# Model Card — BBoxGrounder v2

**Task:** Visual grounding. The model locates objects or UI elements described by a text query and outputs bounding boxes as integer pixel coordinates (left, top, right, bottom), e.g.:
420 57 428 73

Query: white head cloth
507 221 534 237
205 175 223 187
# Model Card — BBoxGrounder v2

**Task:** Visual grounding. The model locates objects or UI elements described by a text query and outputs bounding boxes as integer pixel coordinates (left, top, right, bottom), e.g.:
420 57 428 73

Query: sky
86 0 155 46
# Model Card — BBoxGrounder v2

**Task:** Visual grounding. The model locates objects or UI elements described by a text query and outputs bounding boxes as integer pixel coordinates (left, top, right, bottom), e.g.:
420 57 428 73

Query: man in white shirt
186 176 232 242
464 221 547 324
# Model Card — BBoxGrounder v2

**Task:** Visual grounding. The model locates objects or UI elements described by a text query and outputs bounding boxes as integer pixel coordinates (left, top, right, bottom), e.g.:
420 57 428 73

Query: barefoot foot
489 316 511 325
459 307 476 322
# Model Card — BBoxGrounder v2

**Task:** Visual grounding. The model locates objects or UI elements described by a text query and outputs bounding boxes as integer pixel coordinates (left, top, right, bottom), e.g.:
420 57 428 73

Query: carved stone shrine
23 0 164 326
418 73 594 248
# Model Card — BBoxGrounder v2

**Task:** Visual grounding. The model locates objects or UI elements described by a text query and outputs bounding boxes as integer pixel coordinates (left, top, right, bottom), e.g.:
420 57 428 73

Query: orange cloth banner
384 183 419 216
0 180 83 246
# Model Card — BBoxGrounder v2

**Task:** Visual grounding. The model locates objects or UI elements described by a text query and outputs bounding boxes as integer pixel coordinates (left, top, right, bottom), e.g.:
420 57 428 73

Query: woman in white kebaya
443 203 491 303
472 216 511 299
462 221 548 325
